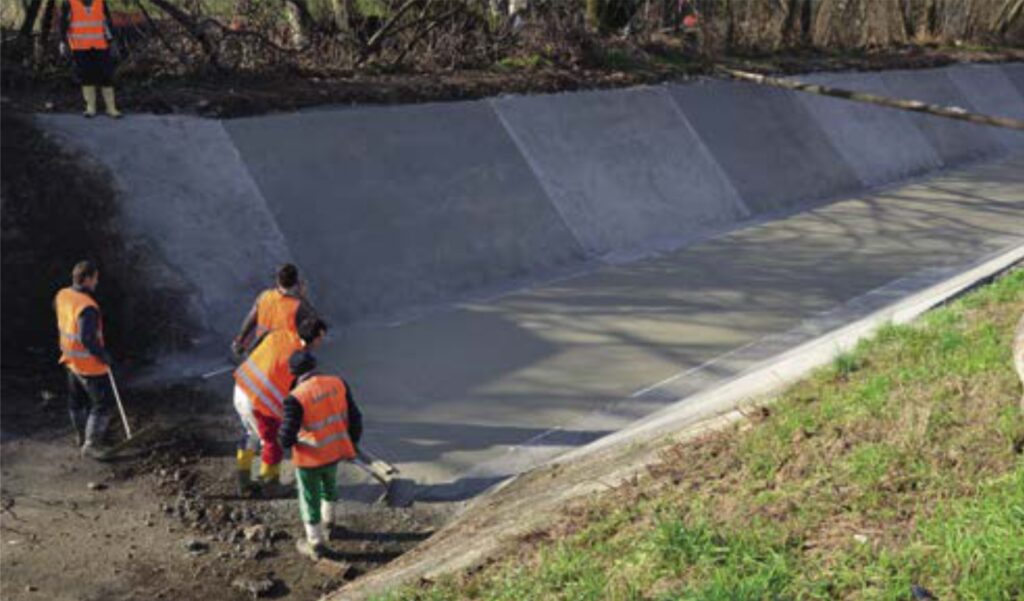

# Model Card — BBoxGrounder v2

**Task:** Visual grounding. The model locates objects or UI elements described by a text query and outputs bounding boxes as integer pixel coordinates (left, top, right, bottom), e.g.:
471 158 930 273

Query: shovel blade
383 478 417 508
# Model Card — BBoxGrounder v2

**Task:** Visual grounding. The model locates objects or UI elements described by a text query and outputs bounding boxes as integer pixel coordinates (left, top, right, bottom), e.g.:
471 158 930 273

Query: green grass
381 269 1024 600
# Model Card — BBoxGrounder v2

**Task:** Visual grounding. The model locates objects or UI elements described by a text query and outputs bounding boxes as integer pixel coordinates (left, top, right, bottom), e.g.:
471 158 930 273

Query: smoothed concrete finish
879 68 1006 164
667 80 863 212
796 72 942 185
946 63 1024 151
224 102 585 324
491 87 747 257
331 155 1024 491
37 115 291 340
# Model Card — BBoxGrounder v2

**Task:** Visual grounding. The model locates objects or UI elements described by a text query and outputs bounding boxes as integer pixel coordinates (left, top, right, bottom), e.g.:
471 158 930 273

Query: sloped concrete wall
38 63 1024 337
794 72 942 186
878 68 1007 164
490 87 748 258
38 115 292 341
946 63 1024 151
223 101 585 324
666 79 864 212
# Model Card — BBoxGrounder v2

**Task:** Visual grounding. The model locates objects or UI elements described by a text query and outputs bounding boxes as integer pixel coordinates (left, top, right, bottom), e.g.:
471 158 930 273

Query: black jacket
278 372 362 452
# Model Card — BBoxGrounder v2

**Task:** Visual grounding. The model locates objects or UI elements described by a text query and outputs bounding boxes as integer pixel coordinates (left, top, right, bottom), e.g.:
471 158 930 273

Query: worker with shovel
278 335 363 560
232 316 324 496
232 263 316 359
54 260 115 459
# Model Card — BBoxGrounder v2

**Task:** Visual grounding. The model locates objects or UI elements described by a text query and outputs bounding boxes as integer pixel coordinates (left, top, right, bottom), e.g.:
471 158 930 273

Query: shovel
352 448 417 508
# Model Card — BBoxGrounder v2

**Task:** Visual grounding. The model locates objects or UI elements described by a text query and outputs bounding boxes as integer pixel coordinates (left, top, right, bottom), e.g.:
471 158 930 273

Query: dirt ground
0 109 453 601
2 45 1022 119
0 376 452 601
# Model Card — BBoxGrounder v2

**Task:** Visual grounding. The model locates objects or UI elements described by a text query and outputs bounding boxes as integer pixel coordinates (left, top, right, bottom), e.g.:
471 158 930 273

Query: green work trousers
296 461 338 524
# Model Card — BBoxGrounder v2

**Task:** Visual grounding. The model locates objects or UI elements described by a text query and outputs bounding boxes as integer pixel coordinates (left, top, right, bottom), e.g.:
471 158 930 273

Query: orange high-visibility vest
54 287 109 376
291 375 356 468
254 288 301 340
67 0 110 51
234 329 302 420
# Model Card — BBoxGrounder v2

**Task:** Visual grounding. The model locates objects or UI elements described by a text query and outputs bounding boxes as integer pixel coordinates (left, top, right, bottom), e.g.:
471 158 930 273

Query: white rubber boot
321 501 335 540
296 524 325 560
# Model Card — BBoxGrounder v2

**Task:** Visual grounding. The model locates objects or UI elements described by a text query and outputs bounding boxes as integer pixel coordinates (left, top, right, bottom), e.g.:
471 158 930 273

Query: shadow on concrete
336 474 511 505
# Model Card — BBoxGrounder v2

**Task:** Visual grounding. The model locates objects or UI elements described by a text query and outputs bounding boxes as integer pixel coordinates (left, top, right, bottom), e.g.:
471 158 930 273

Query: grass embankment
388 269 1024 601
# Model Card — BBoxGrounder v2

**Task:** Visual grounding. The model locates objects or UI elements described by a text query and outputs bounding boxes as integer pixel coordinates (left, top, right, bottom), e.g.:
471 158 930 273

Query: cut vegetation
386 268 1024 601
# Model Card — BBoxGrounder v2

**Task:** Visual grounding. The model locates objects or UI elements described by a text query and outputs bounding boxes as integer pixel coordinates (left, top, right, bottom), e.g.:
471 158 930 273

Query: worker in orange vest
54 260 115 459
278 337 362 560
232 263 317 359
58 0 121 118
232 316 325 496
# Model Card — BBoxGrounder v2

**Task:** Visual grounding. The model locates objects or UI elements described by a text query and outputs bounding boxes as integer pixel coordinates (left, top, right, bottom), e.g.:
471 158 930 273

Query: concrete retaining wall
667 79 864 211
878 68 1007 164
223 101 585 323
490 87 747 257
38 63 1024 336
946 63 1024 152
795 72 942 186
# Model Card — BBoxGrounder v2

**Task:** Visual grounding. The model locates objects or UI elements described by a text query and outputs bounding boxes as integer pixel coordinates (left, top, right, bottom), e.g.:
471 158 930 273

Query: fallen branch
717 66 1024 131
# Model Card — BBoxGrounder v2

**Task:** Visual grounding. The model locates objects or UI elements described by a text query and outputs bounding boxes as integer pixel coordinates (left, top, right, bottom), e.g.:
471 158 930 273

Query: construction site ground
2 54 1023 601
0 378 452 601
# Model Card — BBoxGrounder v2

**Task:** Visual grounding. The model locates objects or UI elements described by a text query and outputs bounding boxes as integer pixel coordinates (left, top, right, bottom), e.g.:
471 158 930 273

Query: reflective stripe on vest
235 362 283 418
255 289 301 339
68 0 110 51
291 375 356 468
233 329 301 420
54 287 109 377
298 430 351 449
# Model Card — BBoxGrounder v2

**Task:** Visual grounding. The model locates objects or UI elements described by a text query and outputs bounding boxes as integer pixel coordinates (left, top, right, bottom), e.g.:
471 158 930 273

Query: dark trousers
67 369 112 446
71 49 115 87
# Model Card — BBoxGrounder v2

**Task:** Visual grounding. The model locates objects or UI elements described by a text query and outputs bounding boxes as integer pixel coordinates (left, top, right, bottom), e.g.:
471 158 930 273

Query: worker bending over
232 317 324 496
54 260 115 459
279 336 362 560
233 263 316 358
59 0 121 118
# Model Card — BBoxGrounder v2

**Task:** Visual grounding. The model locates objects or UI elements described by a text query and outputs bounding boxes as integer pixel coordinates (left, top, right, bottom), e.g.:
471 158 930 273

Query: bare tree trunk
283 0 313 47
586 0 602 31
995 0 1024 35
31 0 54 65
19 0 44 41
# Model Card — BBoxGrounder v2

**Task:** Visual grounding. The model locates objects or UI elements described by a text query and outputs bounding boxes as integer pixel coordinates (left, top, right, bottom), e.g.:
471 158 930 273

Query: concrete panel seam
488 97 593 257
659 85 752 218
214 119 296 267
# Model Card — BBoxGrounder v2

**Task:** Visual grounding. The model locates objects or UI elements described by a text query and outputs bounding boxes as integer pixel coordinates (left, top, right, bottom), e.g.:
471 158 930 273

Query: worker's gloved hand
59 42 68 58
231 340 246 360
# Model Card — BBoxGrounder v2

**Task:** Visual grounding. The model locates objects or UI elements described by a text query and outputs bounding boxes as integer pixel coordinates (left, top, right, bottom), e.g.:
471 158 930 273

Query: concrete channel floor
325 154 1024 501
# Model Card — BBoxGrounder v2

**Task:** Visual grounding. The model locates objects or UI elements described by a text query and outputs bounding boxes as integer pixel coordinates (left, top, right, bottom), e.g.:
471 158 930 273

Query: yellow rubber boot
258 462 289 498
82 86 97 118
101 87 121 118
236 449 257 497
